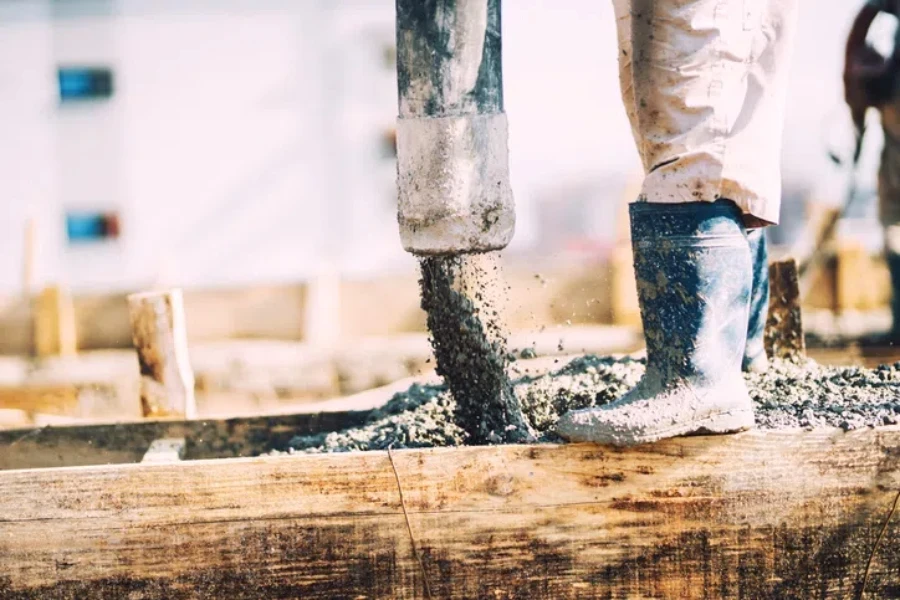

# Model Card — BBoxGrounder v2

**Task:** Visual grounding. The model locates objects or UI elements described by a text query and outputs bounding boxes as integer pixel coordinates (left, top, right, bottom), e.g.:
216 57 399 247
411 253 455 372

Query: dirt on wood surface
282 354 900 453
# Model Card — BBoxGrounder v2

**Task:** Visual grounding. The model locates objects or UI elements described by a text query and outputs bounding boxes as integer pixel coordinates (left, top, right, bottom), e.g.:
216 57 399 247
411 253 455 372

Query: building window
65 211 120 244
58 67 114 103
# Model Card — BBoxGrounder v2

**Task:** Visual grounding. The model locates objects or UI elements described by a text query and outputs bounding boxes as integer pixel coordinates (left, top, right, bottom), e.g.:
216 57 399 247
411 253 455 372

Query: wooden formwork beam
0 427 898 598
0 385 80 416
0 409 369 471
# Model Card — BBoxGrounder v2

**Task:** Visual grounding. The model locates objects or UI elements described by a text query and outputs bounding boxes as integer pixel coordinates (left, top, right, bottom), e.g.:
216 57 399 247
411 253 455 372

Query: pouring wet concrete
418 253 533 444
283 354 900 453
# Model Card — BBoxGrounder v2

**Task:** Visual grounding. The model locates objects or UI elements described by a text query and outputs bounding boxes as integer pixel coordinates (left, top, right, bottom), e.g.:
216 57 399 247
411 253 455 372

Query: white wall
0 1 345 292
0 1 57 293
115 2 331 289
0 0 876 293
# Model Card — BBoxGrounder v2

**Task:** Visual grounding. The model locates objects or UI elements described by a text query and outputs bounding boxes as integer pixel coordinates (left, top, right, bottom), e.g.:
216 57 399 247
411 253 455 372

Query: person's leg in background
557 0 799 445
879 137 900 339
744 228 770 372
845 1 900 342
884 227 900 339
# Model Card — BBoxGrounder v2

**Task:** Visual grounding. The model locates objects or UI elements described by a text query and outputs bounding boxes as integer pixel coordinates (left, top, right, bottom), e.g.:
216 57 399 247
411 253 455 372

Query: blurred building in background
0 0 882 294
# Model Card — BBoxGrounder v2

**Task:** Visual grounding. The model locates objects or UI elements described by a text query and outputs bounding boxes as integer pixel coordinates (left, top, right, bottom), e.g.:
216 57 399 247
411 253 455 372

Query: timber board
0 427 899 598
0 410 369 471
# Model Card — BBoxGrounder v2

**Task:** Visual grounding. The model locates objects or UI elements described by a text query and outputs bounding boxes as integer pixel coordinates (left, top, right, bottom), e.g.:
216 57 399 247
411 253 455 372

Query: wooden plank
0 428 898 598
0 410 369 471
0 385 80 415
0 263 633 356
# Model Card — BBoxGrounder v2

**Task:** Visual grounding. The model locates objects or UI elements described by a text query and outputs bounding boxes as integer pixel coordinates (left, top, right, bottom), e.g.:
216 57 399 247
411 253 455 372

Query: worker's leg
558 200 754 445
880 136 900 339
883 220 900 339
744 228 770 372
886 240 900 338
622 0 799 225
611 0 641 155
557 0 798 445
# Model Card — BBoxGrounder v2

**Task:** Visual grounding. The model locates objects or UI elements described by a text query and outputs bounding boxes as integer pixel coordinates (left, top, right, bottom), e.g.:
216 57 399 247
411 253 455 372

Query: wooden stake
765 258 806 360
127 289 196 419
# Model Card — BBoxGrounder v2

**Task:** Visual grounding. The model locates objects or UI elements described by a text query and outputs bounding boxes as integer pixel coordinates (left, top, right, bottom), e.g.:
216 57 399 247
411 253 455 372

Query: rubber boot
556 200 755 446
887 250 900 341
743 229 770 373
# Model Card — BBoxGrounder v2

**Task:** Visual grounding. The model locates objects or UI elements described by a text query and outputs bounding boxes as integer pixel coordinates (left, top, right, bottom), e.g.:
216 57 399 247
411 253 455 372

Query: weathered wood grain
1 427 899 598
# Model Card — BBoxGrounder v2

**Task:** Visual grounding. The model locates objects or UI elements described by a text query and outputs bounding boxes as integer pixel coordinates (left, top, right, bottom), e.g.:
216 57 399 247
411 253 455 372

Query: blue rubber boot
557 200 755 446
743 229 770 373
887 250 900 341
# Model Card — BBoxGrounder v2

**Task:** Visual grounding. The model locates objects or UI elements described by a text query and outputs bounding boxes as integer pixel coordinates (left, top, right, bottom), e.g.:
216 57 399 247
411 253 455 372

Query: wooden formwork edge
0 426 899 598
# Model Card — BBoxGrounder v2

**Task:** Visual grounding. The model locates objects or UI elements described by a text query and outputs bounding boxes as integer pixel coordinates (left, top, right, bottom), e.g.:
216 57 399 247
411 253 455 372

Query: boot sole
561 408 756 447
687 408 756 436
629 408 756 446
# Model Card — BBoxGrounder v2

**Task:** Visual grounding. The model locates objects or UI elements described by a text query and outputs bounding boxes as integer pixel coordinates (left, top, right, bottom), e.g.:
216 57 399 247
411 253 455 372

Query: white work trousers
613 0 800 226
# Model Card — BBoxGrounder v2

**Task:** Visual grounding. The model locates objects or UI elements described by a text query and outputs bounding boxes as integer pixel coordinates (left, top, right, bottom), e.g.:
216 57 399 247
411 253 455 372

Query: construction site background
0 0 895 435
0 0 883 290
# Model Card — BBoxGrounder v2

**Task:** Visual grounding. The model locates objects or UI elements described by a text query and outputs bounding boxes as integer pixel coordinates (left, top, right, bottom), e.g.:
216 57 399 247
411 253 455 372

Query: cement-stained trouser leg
612 0 800 226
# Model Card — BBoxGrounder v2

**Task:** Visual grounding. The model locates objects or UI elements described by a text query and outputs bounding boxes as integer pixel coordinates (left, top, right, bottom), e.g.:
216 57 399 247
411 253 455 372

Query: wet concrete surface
284 353 900 453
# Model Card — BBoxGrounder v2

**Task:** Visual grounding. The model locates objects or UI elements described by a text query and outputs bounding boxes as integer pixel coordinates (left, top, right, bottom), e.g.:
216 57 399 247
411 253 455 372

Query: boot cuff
630 200 744 241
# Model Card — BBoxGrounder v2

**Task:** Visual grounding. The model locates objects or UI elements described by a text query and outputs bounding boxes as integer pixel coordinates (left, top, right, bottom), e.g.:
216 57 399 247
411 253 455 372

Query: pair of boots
557 200 769 446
